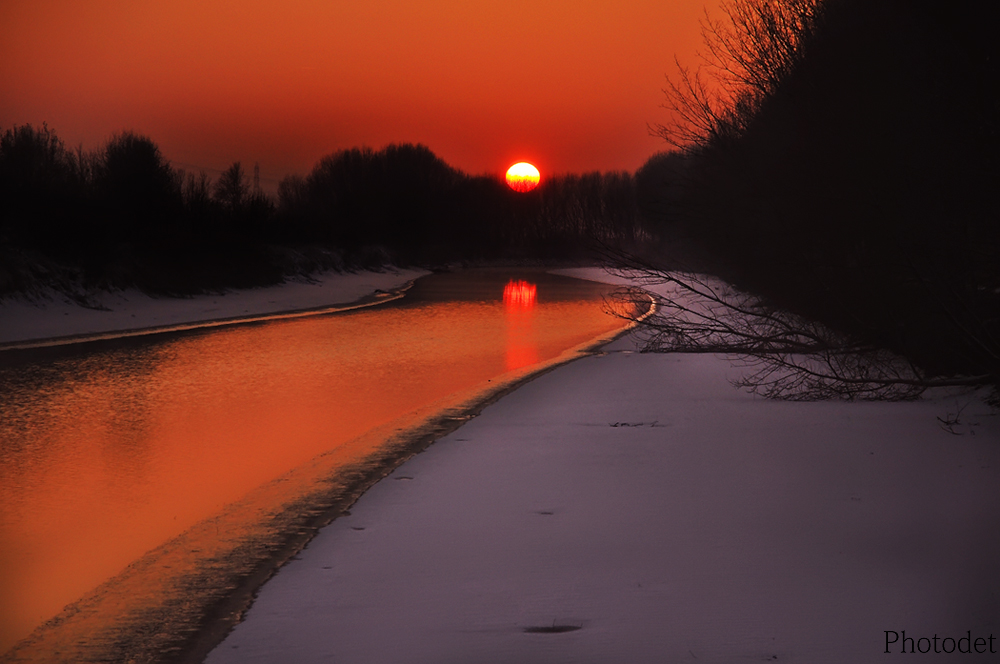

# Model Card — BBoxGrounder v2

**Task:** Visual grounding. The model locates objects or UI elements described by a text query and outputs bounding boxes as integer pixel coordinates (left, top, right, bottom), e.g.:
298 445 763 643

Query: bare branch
603 252 992 400
657 0 821 151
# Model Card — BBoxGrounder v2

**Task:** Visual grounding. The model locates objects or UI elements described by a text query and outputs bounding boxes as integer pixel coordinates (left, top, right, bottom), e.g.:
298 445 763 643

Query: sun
505 162 540 192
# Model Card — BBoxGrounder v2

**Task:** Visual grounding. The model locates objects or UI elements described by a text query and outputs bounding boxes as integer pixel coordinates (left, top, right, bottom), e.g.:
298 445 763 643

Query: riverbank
0 267 430 349
203 271 1000 664
4 267 997 663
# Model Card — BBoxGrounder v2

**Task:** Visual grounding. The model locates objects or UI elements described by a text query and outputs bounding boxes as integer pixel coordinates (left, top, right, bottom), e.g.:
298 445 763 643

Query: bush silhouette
0 123 86 248
95 131 181 245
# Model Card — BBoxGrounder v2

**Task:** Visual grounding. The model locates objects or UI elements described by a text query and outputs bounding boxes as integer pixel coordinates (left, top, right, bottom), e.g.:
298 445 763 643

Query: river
0 269 632 660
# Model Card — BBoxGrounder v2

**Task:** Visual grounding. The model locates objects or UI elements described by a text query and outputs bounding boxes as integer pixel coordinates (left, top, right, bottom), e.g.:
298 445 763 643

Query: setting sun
505 163 541 192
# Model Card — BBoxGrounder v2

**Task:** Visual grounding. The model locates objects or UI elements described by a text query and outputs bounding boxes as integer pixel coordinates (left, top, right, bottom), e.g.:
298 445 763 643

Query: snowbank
0 268 429 347
206 269 1000 664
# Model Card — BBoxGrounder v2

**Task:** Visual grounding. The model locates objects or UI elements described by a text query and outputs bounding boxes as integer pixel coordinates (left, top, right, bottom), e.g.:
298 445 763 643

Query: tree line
633 0 999 396
0 125 648 295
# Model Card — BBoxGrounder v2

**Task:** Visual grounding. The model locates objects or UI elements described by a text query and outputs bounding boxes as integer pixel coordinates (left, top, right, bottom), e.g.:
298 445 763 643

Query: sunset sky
1 0 710 187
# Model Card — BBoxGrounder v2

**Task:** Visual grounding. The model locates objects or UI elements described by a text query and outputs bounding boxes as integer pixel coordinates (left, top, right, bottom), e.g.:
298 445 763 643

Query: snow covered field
0 268 429 347
201 270 1000 664
3 266 996 663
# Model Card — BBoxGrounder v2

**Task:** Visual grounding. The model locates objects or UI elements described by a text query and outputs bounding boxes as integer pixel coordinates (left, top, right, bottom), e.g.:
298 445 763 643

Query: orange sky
0 0 710 187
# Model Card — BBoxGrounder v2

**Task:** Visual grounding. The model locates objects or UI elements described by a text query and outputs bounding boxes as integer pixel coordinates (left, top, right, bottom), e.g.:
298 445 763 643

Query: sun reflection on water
503 280 539 371
503 280 537 308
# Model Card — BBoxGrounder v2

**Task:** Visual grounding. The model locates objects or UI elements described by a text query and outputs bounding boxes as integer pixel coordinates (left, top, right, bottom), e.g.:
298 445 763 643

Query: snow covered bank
205 275 1000 663
0 268 429 347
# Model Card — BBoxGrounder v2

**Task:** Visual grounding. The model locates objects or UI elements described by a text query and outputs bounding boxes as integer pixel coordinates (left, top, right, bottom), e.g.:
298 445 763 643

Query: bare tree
181 170 213 210
652 0 821 150
213 162 248 211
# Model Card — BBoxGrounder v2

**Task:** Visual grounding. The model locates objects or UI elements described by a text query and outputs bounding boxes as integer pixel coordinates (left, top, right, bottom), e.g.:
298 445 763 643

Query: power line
166 159 283 184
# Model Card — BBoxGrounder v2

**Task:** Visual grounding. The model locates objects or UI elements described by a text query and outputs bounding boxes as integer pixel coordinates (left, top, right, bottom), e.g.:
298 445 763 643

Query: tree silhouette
652 0 821 149
0 123 85 246
97 131 181 243
0 123 656 295
213 162 249 212
635 0 1000 397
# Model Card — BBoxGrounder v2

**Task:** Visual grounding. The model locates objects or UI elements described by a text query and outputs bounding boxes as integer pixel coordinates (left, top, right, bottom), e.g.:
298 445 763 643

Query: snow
0 268 429 347
204 268 1000 664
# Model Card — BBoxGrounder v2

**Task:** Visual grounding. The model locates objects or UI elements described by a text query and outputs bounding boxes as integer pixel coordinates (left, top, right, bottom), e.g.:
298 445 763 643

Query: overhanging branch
602 254 992 400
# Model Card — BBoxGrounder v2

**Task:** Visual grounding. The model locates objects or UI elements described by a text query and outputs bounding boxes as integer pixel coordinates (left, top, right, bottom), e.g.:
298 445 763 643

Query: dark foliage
0 128 650 296
97 132 182 242
0 124 87 249
277 144 648 262
639 0 1000 394
284 144 462 253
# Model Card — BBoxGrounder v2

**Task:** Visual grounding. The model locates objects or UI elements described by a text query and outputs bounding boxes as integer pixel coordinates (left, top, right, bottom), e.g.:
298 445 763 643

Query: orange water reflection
503 279 539 371
503 279 537 307
0 271 628 654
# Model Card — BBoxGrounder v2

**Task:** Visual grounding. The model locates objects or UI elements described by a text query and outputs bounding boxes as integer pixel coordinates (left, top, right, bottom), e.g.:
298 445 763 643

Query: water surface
0 269 630 656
